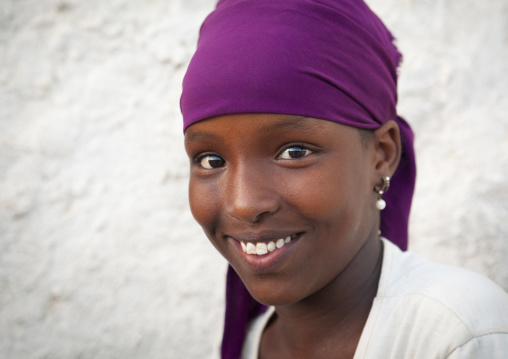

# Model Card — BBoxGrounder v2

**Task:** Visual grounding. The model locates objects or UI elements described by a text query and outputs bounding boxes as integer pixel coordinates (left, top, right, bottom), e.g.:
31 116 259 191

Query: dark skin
184 113 401 359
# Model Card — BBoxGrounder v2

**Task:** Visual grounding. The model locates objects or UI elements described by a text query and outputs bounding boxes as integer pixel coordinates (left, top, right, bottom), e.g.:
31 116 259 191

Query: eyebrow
184 115 326 142
185 131 218 142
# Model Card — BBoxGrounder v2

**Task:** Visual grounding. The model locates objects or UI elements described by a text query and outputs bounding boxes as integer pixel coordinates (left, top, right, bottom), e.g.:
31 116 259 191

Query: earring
374 176 390 210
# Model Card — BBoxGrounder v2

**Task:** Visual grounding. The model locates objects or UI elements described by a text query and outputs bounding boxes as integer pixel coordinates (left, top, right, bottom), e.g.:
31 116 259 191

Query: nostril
225 192 279 223
226 202 275 223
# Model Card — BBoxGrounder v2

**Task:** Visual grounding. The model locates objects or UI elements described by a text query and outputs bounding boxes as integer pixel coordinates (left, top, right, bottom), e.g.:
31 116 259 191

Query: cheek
281 160 371 231
282 168 352 213
188 175 220 232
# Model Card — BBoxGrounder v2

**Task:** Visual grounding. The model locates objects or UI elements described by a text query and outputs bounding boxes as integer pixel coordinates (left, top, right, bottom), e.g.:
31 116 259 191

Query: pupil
208 156 224 167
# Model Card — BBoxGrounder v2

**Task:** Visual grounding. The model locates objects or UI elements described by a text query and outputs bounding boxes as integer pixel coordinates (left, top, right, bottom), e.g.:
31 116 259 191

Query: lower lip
231 234 302 274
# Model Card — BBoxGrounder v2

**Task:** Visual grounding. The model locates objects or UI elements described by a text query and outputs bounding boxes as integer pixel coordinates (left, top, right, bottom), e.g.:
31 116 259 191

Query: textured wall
1 0 507 358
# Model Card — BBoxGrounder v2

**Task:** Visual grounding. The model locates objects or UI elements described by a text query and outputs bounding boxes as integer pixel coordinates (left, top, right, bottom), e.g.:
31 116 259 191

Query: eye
197 154 225 169
279 146 312 160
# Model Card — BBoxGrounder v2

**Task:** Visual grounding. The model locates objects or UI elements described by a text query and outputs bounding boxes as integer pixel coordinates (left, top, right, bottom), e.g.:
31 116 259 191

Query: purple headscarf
180 0 416 357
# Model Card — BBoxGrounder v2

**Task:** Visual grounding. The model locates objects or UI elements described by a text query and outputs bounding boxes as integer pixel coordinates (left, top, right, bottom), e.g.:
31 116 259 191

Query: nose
225 165 279 223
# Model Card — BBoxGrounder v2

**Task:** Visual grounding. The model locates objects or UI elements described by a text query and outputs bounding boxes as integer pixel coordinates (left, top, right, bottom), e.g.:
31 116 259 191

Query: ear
372 120 401 179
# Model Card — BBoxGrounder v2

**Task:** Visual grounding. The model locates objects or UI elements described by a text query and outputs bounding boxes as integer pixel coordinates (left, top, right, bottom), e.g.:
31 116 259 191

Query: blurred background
1 0 507 358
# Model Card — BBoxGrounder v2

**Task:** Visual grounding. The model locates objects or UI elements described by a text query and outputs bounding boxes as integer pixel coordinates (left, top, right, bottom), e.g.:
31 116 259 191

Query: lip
228 232 303 274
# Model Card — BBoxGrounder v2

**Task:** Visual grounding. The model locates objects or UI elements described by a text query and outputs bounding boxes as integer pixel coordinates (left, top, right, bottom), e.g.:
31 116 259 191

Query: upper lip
226 230 300 243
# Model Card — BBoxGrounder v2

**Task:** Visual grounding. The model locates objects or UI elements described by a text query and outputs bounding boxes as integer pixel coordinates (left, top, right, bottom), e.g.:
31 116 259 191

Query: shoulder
379 239 508 328
242 307 275 359
356 239 508 358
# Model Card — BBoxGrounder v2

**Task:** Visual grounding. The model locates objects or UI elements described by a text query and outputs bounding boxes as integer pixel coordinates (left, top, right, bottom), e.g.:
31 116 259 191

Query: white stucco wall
0 0 506 358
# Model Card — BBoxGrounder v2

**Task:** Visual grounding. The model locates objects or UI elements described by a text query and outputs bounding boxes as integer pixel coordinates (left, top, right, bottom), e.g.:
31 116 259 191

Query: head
184 113 401 305
180 0 416 357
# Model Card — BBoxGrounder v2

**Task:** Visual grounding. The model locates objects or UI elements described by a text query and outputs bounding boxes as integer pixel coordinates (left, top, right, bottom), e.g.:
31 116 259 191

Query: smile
239 234 296 255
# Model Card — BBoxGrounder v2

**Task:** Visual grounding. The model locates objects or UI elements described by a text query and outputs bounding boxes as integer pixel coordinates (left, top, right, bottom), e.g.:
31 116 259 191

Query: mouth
239 234 296 255
227 232 303 274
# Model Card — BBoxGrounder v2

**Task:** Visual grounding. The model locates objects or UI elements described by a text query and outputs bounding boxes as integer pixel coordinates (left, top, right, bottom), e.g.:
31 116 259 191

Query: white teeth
246 242 257 254
240 235 298 255
256 243 268 255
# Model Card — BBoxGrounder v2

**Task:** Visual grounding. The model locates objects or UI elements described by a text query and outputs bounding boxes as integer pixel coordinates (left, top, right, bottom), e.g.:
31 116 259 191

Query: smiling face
184 113 383 305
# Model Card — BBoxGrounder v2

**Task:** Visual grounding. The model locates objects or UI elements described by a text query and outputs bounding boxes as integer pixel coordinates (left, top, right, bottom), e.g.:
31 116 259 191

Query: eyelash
195 154 225 169
194 144 314 170
278 145 313 160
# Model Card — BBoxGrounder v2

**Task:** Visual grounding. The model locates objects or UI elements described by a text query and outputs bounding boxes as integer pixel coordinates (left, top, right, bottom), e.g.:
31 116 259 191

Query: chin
238 273 311 307
249 289 299 307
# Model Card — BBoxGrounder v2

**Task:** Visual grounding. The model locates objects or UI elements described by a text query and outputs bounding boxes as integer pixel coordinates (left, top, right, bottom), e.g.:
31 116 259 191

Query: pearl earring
374 176 390 210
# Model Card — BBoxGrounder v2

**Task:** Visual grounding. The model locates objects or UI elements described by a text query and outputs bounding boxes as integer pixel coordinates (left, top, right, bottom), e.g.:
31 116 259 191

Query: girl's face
184 113 380 305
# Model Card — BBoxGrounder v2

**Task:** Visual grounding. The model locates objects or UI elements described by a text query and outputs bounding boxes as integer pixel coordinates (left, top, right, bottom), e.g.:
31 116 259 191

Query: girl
181 0 508 358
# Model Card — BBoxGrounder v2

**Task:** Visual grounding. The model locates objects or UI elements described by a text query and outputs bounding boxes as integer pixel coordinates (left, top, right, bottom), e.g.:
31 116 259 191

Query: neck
261 234 384 359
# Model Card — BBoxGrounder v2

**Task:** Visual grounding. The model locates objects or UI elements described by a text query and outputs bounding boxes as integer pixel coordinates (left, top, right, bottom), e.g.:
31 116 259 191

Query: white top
242 238 508 358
